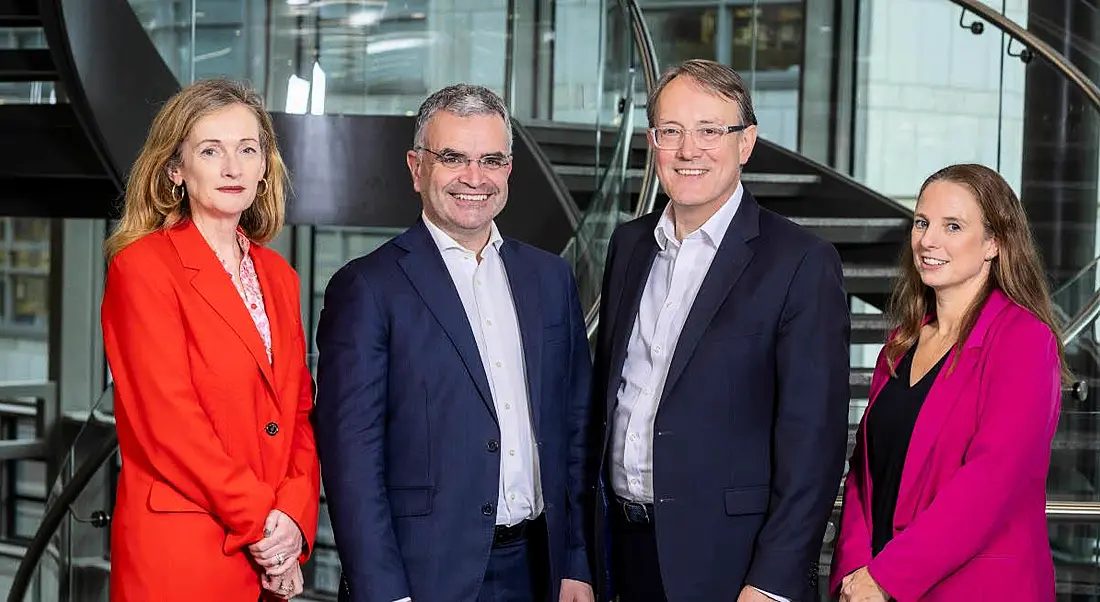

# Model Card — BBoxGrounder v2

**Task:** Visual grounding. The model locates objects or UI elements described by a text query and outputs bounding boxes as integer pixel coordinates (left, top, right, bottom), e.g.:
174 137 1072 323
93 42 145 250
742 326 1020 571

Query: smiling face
912 179 999 296
651 76 757 221
168 103 266 222
405 110 512 249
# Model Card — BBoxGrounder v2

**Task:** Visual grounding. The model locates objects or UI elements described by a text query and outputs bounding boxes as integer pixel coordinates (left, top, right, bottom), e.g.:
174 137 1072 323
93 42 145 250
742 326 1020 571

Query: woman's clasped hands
840 567 890 602
250 509 305 599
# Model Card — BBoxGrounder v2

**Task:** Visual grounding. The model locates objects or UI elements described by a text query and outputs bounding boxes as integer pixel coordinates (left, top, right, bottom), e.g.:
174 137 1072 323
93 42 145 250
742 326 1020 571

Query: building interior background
2 0 1100 599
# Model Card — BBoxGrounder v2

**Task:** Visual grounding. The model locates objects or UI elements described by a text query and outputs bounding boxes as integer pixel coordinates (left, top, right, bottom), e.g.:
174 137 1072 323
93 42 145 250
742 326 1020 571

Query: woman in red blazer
831 164 1066 601
101 79 319 601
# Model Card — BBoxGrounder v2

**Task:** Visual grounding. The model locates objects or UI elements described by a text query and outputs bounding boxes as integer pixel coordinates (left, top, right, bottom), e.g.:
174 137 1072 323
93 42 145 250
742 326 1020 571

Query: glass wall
0 219 50 384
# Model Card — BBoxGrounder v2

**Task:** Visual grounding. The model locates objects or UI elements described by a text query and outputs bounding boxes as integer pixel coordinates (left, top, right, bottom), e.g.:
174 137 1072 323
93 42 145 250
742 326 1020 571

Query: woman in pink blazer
831 163 1067 601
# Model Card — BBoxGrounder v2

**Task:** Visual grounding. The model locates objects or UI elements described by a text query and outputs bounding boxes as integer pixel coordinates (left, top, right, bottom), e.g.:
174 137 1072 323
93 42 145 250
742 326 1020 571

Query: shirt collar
423 212 504 256
654 181 744 251
234 228 252 255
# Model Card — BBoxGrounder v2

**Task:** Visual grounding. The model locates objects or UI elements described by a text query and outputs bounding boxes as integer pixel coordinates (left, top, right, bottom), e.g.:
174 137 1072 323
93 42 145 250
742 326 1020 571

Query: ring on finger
276 552 285 564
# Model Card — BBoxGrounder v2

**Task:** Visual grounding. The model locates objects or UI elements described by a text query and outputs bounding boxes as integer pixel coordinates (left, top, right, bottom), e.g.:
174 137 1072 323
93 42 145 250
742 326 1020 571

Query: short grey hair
647 59 757 128
413 84 513 153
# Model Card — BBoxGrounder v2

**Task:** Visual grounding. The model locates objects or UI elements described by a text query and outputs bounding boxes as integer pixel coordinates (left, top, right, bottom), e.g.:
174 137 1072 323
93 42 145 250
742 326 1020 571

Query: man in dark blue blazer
590 60 851 602
314 84 594 602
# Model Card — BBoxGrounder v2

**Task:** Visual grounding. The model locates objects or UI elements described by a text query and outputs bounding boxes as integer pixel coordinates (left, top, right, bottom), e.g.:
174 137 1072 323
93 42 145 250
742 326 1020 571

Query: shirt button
486 319 493 327
629 433 638 442
487 439 499 452
495 361 503 368
476 279 482 286
509 449 516 456
505 403 512 410
250 303 257 310
482 503 495 516
264 422 279 436
509 493 516 501
653 345 663 355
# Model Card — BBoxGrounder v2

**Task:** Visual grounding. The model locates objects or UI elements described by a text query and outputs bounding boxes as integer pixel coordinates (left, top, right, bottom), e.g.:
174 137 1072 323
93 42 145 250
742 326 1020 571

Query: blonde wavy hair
105 78 288 259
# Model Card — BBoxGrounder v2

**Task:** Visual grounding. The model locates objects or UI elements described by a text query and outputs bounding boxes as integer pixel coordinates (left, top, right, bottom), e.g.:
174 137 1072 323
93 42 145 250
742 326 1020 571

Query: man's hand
735 586 774 602
559 578 595 602
249 509 304 577
262 560 304 599
840 567 889 602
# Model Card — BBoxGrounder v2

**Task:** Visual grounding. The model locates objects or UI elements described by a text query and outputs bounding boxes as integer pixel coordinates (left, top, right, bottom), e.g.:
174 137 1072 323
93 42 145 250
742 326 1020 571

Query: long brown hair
105 78 288 260
884 163 1070 383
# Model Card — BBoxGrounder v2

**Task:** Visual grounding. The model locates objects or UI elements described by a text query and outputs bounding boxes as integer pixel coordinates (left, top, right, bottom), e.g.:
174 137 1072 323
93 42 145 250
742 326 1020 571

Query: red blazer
831 289 1059 601
102 220 320 602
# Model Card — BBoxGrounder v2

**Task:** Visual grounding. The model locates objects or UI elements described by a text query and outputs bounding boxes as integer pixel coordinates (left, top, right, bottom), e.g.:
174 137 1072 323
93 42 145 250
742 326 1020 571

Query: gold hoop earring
256 178 269 198
172 183 185 203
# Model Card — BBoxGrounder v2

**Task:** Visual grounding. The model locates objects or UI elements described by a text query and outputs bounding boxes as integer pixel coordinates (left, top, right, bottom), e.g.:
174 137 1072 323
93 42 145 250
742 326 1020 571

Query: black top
866 344 948 556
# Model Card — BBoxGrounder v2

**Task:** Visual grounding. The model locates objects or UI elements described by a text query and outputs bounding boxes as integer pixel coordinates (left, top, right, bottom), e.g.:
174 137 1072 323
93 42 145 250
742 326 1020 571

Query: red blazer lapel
167 221 278 400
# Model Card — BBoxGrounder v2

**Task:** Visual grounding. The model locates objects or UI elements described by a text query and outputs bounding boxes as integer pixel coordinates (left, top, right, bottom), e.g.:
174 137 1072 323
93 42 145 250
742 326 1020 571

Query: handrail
832 496 1100 522
585 0 661 337
943 2 1100 339
6 429 118 602
947 0 1100 113
623 0 660 218
1062 287 1100 346
1053 254 1100 297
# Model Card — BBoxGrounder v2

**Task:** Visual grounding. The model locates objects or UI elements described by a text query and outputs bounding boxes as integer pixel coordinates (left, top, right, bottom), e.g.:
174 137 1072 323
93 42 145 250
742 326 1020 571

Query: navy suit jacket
590 191 851 601
314 219 592 602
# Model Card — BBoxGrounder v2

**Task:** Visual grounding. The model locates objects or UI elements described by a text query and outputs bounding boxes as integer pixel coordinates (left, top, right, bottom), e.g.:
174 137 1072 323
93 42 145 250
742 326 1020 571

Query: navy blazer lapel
605 223 660 417
501 241 543 436
659 193 760 404
396 220 497 423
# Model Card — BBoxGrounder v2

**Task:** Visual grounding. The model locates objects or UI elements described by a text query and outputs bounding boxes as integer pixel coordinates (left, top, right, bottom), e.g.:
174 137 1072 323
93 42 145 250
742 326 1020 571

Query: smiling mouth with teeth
675 168 707 176
921 257 948 266
451 192 492 201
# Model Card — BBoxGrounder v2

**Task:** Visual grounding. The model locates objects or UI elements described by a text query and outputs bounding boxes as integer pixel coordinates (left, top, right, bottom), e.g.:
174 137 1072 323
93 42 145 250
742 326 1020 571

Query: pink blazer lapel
892 290 1013 520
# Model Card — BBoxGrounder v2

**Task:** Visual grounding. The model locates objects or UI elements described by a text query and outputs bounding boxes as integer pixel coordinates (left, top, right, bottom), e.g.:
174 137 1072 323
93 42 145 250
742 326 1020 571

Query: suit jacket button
481 503 495 516
265 422 279 436
487 439 499 452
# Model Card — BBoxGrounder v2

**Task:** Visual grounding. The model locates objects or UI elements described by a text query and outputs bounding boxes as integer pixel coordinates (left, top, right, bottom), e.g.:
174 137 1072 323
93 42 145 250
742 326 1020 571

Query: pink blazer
830 289 1060 601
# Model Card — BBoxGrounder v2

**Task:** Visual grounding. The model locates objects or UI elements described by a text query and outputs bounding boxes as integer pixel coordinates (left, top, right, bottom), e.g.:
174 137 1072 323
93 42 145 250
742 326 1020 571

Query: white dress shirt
423 214 543 527
611 183 742 503
392 217 542 602
610 184 789 602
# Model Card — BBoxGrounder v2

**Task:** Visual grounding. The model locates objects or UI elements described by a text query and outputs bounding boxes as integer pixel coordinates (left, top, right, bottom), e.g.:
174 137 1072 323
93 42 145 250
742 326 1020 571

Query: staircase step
553 165 640 195
851 313 889 344
0 49 56 82
842 265 898 295
743 172 821 198
850 368 873 399
0 0 40 27
0 105 107 177
553 164 821 200
790 217 909 244
0 176 119 217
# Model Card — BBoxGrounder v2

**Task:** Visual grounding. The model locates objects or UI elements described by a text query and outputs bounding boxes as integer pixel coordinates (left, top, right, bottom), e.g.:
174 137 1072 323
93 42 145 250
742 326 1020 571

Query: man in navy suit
590 60 851 601
314 84 594 602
